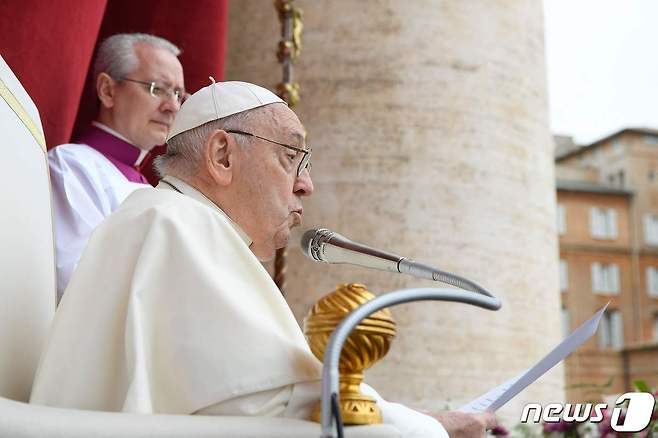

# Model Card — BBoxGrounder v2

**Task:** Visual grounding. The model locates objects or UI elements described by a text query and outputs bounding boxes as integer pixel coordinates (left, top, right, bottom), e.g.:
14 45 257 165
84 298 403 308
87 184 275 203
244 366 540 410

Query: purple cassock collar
76 124 149 184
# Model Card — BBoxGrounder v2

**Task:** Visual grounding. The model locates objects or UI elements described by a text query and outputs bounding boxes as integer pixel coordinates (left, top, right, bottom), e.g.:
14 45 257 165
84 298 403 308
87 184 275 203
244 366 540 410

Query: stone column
226 0 563 422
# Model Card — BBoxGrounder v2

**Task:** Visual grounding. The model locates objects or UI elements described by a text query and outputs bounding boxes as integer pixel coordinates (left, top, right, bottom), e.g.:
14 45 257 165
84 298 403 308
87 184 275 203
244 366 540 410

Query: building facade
556 129 658 401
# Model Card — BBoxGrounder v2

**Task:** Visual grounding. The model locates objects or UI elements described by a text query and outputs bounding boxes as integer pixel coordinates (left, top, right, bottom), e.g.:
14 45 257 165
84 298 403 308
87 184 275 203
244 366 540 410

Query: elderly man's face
107 43 184 150
234 105 314 261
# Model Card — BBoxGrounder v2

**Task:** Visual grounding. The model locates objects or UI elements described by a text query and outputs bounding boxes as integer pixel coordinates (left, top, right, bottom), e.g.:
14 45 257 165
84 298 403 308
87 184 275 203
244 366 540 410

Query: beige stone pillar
226 0 564 422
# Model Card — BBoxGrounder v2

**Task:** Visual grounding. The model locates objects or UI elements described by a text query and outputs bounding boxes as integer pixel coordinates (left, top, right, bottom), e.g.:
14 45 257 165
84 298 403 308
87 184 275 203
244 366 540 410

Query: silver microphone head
300 228 334 262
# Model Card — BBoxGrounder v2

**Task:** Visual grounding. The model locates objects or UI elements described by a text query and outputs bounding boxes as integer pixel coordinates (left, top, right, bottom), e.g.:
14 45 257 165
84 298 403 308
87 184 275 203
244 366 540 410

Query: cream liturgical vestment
30 177 447 438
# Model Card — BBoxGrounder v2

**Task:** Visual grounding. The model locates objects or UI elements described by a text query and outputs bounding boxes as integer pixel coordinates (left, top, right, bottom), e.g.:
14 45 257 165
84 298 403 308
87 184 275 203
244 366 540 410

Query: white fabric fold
31 183 448 437
48 144 145 301
31 187 321 414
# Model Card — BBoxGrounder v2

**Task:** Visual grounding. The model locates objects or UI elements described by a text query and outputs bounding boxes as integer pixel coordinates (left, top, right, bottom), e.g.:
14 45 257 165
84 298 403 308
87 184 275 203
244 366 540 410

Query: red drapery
0 0 107 149
0 0 227 182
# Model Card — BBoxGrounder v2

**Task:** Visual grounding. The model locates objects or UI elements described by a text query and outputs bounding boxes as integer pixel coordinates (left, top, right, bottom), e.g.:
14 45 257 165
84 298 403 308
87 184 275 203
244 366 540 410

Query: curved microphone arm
301 229 498 300
319 287 502 438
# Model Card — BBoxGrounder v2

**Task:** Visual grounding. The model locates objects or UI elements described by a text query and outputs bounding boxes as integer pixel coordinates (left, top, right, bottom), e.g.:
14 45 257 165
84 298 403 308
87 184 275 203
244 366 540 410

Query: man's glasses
120 77 185 105
226 130 312 177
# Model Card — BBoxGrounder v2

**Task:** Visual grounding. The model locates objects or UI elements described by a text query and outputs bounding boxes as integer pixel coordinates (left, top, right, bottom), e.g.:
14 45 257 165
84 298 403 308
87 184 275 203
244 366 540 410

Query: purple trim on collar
76 125 148 184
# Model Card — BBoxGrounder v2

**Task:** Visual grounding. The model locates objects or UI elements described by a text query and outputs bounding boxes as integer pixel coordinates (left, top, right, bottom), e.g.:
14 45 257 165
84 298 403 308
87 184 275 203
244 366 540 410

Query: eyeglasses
120 77 185 104
226 130 312 177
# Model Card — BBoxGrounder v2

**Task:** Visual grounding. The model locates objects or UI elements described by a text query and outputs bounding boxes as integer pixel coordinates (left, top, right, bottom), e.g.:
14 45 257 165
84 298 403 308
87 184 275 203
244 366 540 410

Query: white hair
93 33 181 80
154 109 259 179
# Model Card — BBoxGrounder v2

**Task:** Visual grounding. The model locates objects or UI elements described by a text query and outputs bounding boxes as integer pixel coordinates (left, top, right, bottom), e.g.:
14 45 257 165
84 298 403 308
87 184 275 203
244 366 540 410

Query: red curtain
0 0 227 181
0 0 108 149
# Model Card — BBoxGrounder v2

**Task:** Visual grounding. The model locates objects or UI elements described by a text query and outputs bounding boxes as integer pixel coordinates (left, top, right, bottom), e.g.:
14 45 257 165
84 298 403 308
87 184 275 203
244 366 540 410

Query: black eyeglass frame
119 77 185 104
226 129 312 177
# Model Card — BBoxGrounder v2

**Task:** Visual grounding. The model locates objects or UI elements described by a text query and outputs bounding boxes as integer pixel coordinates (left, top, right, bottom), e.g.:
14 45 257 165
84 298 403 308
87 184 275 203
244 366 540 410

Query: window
559 259 568 292
606 171 625 188
591 262 620 294
593 150 602 164
561 307 570 338
598 309 623 349
557 204 566 236
653 315 658 341
647 267 658 298
590 207 617 239
645 134 658 144
644 214 658 245
612 139 623 154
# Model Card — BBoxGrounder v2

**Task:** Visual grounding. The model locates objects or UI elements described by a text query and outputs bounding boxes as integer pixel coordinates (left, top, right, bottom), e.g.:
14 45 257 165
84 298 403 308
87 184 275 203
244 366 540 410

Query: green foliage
633 380 652 393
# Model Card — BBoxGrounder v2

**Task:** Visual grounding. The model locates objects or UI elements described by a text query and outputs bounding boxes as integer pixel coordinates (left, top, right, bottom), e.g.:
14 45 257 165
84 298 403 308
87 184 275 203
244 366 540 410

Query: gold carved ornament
273 0 304 292
304 283 397 425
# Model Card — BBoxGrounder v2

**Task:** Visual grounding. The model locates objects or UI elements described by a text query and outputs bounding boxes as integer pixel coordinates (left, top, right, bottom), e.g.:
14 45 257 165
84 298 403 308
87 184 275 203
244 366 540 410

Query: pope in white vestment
31 176 447 437
30 79 497 437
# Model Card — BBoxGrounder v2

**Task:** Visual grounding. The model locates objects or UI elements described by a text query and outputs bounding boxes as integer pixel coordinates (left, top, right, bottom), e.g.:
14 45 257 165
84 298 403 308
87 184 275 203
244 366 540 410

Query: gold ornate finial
276 82 300 108
304 284 397 425
290 6 303 59
274 0 303 109
273 0 304 294
275 0 303 60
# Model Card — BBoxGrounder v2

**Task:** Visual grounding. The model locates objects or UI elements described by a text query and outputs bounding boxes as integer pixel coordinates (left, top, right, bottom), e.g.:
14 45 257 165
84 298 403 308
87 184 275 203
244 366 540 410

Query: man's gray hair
154 110 255 179
93 33 181 80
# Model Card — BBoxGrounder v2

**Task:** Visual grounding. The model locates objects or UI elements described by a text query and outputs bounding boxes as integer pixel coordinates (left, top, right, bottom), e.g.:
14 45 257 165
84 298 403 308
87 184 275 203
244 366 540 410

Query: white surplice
30 176 447 438
48 135 146 302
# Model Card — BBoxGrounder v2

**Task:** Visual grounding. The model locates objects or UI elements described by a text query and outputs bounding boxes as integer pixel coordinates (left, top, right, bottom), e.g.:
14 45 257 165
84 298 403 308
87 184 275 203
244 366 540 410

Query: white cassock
30 176 447 438
48 122 148 301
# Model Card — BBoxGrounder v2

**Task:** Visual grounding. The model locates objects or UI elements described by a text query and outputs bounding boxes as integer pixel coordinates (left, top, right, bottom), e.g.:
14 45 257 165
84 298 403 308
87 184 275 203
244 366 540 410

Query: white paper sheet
459 304 608 413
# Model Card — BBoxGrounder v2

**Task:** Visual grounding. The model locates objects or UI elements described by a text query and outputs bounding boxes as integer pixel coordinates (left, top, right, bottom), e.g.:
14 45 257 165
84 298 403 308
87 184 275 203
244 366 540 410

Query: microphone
300 228 495 297
301 228 402 273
